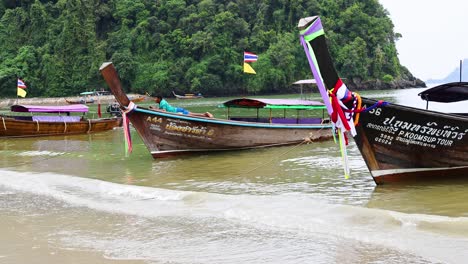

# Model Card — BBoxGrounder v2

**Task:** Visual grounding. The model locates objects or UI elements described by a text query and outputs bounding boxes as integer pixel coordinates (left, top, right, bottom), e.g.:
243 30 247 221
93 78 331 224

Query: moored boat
0 104 121 138
172 91 204 99
129 94 146 103
353 86 468 184
100 62 333 158
298 15 468 184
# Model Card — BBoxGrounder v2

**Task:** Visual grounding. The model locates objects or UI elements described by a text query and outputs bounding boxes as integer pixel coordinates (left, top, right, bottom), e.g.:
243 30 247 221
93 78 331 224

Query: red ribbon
330 79 351 131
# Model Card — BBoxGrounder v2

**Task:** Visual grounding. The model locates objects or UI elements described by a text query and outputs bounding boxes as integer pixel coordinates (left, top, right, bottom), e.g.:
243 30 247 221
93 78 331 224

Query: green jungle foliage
0 0 405 97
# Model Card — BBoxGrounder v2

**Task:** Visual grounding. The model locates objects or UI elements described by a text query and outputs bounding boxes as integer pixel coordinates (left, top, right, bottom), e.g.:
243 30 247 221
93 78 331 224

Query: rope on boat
342 96 388 126
88 119 92 133
35 120 39 132
236 127 328 179
2 116 6 130
63 120 67 133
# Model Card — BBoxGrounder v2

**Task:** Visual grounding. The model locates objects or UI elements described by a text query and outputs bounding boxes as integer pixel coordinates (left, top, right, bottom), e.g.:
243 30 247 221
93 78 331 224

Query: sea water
1 88 468 264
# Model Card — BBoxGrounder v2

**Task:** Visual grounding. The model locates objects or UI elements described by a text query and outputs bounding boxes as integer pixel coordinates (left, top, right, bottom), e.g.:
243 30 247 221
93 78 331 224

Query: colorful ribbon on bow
122 101 136 156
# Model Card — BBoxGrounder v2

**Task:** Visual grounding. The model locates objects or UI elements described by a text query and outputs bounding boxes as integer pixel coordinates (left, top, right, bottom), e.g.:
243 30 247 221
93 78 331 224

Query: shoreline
0 94 141 108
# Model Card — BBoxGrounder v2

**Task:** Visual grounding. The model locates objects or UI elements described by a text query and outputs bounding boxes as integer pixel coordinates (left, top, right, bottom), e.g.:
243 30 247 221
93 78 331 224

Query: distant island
426 59 468 84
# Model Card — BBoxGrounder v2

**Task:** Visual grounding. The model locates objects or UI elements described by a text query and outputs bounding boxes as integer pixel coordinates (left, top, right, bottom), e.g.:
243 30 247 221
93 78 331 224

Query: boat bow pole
100 62 135 155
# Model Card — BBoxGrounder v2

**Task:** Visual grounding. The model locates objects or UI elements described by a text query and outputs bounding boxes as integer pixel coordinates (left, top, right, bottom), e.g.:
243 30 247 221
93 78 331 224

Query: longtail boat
99 62 333 158
172 91 204 99
354 94 468 184
298 16 468 184
0 104 121 138
129 94 146 103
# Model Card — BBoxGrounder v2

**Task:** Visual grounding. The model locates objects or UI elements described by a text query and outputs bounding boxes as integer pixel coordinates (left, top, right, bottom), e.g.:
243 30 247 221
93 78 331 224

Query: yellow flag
243 62 256 74
17 88 27 97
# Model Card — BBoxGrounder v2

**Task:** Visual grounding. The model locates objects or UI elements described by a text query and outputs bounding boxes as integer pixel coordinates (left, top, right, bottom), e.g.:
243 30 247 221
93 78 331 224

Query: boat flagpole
460 60 463 82
97 93 102 118
16 77 18 105
100 62 134 156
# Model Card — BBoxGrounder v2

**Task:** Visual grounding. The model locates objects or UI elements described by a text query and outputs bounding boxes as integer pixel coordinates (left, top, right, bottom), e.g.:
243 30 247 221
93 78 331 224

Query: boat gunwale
219 98 326 110
134 107 331 129
361 97 468 121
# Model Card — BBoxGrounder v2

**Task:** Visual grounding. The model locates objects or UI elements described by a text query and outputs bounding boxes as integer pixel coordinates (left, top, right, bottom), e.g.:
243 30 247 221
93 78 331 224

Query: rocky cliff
347 77 426 90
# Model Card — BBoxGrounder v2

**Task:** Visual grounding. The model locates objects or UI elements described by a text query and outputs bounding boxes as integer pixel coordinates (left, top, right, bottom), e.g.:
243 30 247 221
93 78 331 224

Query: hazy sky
379 0 468 81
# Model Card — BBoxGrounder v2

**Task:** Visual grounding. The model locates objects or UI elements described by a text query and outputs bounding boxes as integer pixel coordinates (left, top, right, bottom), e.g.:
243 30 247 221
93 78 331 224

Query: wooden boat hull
353 97 468 184
126 108 332 158
65 99 95 104
0 116 121 138
130 95 146 103
99 62 332 158
172 91 203 99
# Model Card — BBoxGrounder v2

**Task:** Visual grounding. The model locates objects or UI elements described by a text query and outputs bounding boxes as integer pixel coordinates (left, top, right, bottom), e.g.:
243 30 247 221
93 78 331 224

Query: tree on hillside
0 0 408 98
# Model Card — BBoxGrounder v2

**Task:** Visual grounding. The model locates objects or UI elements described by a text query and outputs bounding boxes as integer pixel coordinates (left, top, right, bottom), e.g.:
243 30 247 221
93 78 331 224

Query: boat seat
32 116 81 122
14 116 33 121
298 118 323 124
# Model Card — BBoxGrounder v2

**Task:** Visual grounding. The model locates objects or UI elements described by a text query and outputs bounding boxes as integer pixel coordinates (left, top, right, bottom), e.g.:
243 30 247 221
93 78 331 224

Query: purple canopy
11 104 89 113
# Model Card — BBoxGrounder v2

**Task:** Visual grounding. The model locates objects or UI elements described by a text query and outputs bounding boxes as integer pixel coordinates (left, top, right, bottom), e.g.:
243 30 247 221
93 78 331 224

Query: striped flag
17 78 27 97
17 79 27 89
244 52 258 62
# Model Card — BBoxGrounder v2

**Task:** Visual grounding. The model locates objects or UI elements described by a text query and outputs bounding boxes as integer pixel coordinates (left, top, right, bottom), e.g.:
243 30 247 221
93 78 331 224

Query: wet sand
0 216 145 264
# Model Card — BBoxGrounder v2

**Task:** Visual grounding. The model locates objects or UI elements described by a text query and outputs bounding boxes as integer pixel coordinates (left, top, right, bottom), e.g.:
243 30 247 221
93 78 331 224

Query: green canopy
219 98 326 110
80 91 95 95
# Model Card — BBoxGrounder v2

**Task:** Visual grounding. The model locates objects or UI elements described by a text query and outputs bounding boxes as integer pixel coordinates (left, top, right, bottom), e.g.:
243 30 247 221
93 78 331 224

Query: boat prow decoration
299 16 364 178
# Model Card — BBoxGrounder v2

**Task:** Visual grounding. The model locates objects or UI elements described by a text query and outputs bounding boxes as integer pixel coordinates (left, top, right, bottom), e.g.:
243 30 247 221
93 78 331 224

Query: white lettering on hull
146 115 215 139
364 107 465 148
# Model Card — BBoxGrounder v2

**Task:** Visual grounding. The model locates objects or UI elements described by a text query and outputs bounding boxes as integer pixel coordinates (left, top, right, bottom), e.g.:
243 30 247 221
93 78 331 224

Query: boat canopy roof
219 98 326 110
79 90 111 96
11 104 89 113
418 82 468 103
